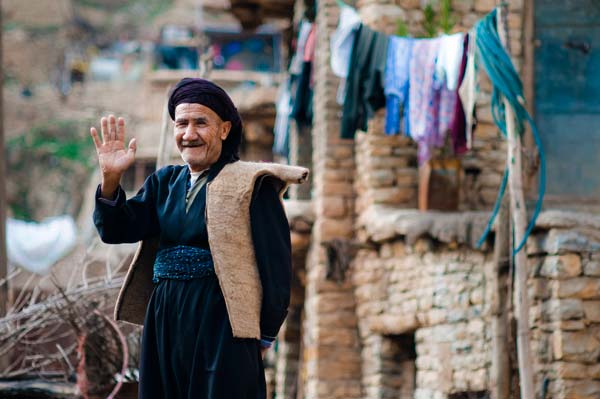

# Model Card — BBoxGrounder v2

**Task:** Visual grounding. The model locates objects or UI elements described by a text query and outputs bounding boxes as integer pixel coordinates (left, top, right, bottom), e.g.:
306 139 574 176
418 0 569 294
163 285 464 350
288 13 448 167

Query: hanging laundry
449 34 470 155
409 38 443 163
330 5 361 105
434 34 462 146
291 25 316 127
304 24 317 63
290 20 312 75
274 19 314 157
7 215 77 274
384 36 414 136
341 24 389 139
459 31 479 149
436 79 458 148
434 33 464 91
273 78 293 157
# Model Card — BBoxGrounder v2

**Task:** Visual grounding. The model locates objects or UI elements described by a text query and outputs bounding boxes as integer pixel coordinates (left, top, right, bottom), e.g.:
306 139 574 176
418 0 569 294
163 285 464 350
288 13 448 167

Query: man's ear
220 121 232 140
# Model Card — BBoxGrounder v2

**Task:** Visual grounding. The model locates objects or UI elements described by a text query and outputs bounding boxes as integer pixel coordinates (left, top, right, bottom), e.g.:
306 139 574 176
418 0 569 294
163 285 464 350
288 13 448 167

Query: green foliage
7 119 95 220
396 19 410 37
439 0 455 34
423 4 438 38
8 120 94 166
420 0 457 38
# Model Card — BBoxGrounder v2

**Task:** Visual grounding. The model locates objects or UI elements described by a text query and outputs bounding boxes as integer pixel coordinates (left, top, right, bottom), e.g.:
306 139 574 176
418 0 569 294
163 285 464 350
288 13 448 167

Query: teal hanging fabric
474 9 546 254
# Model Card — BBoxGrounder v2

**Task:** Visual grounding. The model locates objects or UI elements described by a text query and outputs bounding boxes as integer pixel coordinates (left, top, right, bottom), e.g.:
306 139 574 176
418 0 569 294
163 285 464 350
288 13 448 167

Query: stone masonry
272 0 600 398
299 0 363 397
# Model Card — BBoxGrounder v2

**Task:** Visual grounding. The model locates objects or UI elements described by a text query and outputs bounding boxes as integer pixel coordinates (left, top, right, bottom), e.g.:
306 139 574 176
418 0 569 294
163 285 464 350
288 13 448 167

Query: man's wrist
100 175 121 199
260 337 275 349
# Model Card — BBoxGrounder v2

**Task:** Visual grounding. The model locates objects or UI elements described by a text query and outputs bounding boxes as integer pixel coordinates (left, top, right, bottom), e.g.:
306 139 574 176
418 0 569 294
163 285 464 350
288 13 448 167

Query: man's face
174 103 232 172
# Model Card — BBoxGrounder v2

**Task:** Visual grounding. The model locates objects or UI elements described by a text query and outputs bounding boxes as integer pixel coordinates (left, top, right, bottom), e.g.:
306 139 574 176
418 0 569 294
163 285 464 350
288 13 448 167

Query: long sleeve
93 173 160 244
250 176 292 343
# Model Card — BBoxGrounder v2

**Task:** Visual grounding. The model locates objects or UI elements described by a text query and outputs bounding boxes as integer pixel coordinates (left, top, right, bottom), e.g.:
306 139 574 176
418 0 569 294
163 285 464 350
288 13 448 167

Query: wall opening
448 391 490 399
382 332 417 399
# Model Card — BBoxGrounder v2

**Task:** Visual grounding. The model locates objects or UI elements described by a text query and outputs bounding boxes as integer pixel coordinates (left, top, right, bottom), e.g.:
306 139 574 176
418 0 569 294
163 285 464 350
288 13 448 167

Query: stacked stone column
300 0 362 398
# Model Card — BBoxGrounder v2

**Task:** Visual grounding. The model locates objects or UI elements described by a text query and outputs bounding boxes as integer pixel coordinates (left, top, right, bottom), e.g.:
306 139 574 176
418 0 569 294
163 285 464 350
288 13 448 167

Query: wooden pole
496 5 535 398
489 197 511 399
0 0 8 318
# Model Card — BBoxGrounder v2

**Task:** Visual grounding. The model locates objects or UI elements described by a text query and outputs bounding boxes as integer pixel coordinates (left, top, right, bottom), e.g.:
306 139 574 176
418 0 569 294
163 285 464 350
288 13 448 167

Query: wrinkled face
174 103 231 172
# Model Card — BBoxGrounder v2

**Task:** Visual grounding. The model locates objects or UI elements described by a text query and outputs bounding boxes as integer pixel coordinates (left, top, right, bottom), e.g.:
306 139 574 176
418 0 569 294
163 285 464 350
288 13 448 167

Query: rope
474 9 546 254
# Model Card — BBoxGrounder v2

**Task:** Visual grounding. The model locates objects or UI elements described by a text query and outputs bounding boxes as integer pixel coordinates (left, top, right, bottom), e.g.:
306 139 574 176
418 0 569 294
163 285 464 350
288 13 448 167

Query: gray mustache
182 141 204 147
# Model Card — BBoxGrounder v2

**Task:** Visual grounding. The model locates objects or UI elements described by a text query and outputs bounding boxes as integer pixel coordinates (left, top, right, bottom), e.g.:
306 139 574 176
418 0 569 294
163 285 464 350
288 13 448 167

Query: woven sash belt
153 245 215 283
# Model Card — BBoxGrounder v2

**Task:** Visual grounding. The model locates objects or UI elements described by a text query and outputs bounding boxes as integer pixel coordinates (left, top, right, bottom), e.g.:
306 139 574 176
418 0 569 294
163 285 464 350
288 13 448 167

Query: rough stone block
322 181 355 196
397 0 421 9
323 169 351 182
396 169 418 186
583 301 600 323
368 169 396 188
452 0 475 12
371 187 415 205
557 278 600 299
326 145 353 159
508 12 522 29
553 331 600 363
589 363 600 379
360 4 406 34
322 196 347 218
367 145 393 156
474 0 495 12
554 361 589 379
584 261 600 277
319 218 354 240
541 299 584 321
550 379 600 399
531 278 552 299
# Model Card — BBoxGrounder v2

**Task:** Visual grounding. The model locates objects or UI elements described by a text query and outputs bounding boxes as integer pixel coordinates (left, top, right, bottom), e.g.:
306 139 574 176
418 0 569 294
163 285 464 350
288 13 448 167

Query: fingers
117 117 125 142
100 117 109 144
90 127 102 150
109 115 117 142
98 115 125 144
128 138 137 155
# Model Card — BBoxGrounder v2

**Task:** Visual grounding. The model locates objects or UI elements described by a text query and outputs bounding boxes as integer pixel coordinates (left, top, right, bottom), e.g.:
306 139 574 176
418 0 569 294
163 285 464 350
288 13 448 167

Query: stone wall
278 0 600 398
353 207 494 398
300 0 363 397
527 213 600 399
349 0 523 396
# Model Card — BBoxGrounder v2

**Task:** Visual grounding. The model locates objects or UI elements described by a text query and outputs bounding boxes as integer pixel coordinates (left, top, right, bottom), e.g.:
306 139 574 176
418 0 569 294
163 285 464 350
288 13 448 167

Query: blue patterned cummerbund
152 245 215 283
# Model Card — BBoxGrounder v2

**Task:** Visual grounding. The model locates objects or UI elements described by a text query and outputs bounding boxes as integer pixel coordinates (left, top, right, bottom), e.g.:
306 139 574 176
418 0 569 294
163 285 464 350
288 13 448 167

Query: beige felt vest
113 161 309 339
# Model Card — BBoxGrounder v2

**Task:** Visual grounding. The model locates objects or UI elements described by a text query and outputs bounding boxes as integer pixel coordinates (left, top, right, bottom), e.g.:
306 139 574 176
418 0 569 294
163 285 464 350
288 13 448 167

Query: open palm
90 115 137 179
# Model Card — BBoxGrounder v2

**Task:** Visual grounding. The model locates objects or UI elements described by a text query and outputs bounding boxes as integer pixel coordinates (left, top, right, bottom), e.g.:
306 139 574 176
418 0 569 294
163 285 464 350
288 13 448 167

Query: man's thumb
128 138 137 155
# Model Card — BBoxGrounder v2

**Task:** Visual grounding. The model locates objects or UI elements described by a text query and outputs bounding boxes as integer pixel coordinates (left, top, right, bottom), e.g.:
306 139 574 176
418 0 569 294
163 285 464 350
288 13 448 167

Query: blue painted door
535 0 600 198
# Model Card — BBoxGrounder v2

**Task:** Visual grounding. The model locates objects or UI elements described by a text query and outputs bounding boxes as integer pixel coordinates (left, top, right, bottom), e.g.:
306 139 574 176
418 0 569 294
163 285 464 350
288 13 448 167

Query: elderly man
91 78 308 398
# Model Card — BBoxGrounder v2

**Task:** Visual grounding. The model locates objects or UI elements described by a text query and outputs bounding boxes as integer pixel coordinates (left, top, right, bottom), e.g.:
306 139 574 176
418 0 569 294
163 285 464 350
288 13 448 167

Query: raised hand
90 115 137 199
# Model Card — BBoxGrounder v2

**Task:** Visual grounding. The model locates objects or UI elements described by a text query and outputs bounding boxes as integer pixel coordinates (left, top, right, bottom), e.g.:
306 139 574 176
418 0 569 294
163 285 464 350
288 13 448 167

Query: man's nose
182 125 196 139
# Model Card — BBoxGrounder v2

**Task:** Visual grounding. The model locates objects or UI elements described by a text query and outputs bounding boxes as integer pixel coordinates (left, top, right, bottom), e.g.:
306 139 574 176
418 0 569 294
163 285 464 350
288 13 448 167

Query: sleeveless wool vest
113 161 309 339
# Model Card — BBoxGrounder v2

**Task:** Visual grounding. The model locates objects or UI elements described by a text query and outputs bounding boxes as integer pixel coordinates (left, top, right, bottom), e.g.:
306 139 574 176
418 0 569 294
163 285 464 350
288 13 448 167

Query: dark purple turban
168 77 242 160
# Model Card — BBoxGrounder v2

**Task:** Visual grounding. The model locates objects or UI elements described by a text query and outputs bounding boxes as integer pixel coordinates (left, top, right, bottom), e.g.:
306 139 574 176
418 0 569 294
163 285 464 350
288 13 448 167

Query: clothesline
333 4 474 164
328 6 544 252
272 6 545 253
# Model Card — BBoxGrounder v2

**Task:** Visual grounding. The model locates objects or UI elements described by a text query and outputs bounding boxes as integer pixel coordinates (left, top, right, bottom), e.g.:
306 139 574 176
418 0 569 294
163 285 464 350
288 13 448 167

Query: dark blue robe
93 159 292 399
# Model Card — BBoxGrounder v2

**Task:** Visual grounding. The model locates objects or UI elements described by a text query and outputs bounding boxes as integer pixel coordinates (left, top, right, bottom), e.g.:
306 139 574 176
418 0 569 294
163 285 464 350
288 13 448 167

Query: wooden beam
488 197 511 399
497 5 535 399
0 0 8 318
